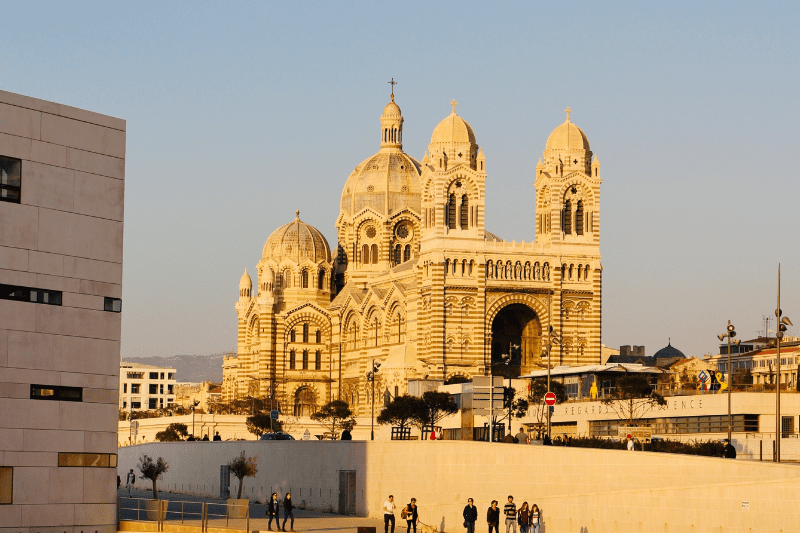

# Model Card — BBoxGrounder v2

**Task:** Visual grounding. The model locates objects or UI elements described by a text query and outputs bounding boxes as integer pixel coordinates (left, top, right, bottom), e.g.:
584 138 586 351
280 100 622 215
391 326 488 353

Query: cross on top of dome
451 99 458 113
388 78 397 102
565 107 572 121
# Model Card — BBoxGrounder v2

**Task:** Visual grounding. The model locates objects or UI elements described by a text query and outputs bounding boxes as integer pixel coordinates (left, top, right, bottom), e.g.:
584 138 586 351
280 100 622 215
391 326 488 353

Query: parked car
259 432 295 441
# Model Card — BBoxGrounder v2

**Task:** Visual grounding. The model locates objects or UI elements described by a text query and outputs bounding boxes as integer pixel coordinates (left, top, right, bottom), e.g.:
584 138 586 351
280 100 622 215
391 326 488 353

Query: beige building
119 361 176 412
705 340 800 388
230 94 603 419
174 381 221 411
0 90 125 532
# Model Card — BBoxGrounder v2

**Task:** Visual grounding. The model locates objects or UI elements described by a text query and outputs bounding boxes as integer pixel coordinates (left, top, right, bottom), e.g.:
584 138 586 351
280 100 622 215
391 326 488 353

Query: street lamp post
191 405 195 438
717 321 739 445
543 324 562 439
367 360 381 440
775 265 792 462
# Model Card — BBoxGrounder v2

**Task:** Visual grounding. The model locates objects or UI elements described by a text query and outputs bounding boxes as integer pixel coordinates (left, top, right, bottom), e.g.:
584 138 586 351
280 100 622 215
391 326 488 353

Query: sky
3 1 799 360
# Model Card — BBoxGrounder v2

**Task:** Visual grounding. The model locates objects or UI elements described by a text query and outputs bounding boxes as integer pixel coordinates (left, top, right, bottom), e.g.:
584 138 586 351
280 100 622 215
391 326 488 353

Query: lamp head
734 339 741 346
717 334 725 342
782 317 793 327
727 323 735 333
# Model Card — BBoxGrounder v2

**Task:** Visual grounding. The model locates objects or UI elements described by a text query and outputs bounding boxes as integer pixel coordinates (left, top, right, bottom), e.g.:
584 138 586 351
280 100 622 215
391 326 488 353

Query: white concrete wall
0 89 125 533
119 440 800 532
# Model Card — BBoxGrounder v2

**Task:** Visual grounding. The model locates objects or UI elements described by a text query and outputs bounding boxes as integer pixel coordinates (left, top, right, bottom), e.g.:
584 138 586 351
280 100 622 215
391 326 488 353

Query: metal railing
118 496 250 532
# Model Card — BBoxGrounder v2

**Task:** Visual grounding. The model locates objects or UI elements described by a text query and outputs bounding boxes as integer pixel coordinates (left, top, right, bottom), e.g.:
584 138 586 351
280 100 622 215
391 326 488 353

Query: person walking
117 475 121 490
517 502 530 533
340 427 352 440
213 432 222 441
125 469 136 496
530 504 541 533
267 493 280 531
515 428 529 444
383 494 396 533
626 435 634 451
282 492 294 531
404 498 418 533
504 496 517 533
463 498 478 533
487 500 500 533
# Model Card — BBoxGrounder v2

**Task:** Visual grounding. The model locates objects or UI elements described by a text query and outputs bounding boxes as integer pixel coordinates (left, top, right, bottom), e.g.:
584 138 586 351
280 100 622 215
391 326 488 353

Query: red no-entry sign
544 392 556 406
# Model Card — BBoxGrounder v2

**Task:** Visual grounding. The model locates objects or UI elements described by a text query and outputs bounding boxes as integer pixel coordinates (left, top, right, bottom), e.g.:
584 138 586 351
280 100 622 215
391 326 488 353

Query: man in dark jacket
724 439 737 459
463 498 478 533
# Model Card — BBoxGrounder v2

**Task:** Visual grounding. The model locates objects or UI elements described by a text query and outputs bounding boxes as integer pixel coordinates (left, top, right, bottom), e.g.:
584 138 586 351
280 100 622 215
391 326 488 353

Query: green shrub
566 436 725 457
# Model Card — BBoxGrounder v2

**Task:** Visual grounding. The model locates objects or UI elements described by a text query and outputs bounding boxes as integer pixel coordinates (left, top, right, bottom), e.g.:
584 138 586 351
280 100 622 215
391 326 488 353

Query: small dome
545 113 590 152
431 108 476 145
262 211 331 264
484 230 504 242
654 341 685 360
382 101 402 121
239 269 252 289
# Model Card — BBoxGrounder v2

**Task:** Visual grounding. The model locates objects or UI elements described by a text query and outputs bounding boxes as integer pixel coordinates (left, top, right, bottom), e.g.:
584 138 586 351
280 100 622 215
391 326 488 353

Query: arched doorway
491 303 542 378
293 387 316 417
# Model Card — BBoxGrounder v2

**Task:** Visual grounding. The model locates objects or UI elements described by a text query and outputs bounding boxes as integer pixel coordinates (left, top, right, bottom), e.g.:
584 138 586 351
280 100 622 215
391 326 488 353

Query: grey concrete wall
119 440 800 533
0 89 125 533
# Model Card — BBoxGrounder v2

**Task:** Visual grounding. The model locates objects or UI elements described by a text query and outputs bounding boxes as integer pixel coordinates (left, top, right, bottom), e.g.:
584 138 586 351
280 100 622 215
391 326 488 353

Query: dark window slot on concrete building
0 284 62 305
0 155 21 204
104 297 122 312
30 384 83 402
0 467 12 504
58 453 117 468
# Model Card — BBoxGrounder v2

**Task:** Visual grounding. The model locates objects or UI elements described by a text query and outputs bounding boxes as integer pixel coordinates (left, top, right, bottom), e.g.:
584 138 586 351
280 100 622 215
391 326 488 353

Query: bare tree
601 373 666 426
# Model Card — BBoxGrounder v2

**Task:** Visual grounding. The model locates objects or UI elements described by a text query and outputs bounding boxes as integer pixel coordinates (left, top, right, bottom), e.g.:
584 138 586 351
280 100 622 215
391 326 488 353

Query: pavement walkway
117 489 390 533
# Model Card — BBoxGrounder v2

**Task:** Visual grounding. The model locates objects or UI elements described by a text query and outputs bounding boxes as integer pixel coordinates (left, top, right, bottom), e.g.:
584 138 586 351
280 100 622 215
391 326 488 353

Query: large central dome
339 97 422 218
262 210 331 263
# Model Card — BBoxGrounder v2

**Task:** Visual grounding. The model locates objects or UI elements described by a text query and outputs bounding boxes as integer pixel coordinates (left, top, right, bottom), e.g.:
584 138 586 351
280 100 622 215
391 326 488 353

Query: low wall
118 441 800 532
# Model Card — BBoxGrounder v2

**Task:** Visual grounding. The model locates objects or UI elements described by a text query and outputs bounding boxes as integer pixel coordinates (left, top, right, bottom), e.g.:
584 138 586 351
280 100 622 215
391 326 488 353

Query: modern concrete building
0 89 125 533
119 361 176 412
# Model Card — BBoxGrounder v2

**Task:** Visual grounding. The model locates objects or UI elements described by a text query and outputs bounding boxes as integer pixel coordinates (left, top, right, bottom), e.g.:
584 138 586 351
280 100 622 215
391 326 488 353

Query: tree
155 423 189 442
138 454 169 498
413 391 458 430
310 400 355 436
245 413 273 437
525 379 567 437
377 395 426 430
601 373 666 427
227 451 258 499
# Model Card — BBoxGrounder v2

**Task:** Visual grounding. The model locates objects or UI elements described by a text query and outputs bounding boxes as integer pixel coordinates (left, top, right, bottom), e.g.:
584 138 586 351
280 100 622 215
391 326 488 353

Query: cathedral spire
380 88 404 150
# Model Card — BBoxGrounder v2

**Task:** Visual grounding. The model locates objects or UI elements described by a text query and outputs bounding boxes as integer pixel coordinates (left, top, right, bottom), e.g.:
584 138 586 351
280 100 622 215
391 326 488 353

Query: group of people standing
468 496 540 533
382 494 540 533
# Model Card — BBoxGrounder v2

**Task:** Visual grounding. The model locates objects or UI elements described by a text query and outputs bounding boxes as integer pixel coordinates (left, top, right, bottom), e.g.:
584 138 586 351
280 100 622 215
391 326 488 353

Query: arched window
293 387 315 417
563 199 572 234
371 244 378 264
394 244 402 265
318 270 325 290
397 315 402 343
302 349 309 370
404 245 411 262
460 194 469 228
283 270 291 288
302 323 309 343
394 385 399 398
576 200 584 235
315 330 321 343
314 350 321 370
290 329 296 343
289 349 296 370
362 244 369 264
374 318 379 346
301 270 308 288
448 193 457 229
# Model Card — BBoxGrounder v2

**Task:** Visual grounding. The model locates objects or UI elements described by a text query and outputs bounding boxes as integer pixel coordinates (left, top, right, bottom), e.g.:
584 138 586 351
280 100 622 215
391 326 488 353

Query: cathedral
223 92 603 418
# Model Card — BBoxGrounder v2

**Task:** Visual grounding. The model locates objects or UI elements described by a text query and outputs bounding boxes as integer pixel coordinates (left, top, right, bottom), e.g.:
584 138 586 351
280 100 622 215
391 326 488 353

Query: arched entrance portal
491 303 542 378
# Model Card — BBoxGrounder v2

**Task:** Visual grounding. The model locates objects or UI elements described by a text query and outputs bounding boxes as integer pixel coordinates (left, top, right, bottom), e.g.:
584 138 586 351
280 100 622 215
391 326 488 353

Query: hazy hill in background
123 353 226 383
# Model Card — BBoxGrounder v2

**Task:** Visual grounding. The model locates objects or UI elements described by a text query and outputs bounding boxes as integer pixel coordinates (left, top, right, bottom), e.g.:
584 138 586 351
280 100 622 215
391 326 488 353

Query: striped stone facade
229 99 602 418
